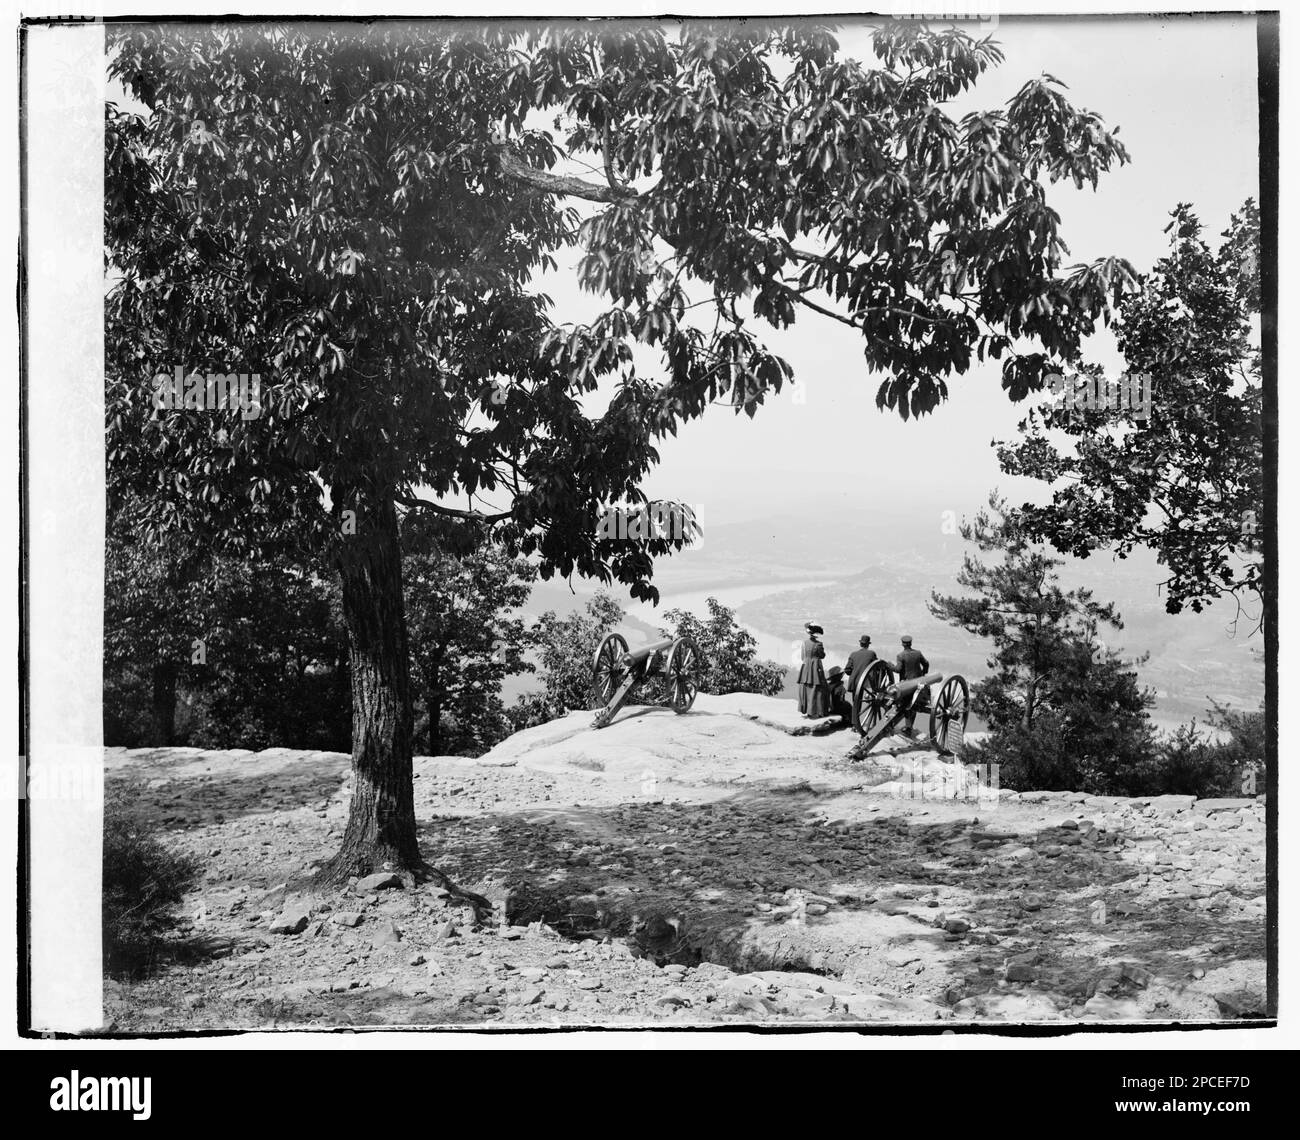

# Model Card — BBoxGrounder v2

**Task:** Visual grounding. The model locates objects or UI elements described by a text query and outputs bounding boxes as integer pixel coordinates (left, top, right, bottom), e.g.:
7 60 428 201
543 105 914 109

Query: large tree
106 20 1135 884
997 200 1263 623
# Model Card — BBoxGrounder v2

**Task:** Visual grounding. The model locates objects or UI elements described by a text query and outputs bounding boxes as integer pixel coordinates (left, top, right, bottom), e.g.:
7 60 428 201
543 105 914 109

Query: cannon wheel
853 660 895 736
666 637 702 713
591 632 630 708
929 674 970 755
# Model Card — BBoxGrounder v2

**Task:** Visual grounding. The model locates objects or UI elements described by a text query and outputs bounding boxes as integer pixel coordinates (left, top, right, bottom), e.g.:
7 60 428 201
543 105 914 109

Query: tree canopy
997 200 1263 622
107 19 1137 601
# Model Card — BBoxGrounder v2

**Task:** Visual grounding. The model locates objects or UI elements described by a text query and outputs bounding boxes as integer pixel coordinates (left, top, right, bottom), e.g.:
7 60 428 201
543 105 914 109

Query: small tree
930 493 1156 792
658 597 786 696
402 519 536 755
929 492 1134 730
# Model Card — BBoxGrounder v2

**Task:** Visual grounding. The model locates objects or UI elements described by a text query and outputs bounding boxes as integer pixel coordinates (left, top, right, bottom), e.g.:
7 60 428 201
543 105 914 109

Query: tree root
414 861 494 924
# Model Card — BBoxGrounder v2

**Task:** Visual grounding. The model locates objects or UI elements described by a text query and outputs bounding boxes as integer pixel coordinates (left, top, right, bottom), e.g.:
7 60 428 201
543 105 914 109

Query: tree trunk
150 663 177 745
315 492 422 885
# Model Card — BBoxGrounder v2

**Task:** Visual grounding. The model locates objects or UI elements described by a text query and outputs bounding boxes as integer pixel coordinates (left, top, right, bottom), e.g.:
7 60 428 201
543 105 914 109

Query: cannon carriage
590 633 703 729
851 660 970 756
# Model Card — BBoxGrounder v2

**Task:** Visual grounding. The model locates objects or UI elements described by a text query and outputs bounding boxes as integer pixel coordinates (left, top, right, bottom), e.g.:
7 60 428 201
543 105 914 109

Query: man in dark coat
797 622 829 718
845 635 878 690
895 635 930 734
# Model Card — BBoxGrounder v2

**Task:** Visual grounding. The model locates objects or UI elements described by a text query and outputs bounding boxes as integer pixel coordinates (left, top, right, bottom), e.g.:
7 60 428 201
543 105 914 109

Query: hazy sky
526 14 1261 530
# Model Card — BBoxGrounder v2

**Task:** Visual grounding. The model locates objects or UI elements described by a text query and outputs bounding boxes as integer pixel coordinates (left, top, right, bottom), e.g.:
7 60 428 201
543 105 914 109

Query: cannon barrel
621 637 675 663
889 672 943 700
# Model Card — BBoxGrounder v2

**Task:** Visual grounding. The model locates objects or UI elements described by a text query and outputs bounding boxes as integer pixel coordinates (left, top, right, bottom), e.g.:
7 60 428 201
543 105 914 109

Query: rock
572 976 603 991
516 967 548 983
1081 993 1140 1020
943 919 971 934
432 918 457 941
1006 963 1038 983
544 956 568 969
805 903 828 916
508 986 544 1007
1122 963 1153 989
885 949 922 968
1194 798 1255 814
655 989 693 1008
268 906 311 935
775 989 836 1018
357 872 403 892
1213 990 1267 1019
727 994 773 1017
1040 845 1063 858
1147 795 1196 813
330 911 363 928
408 953 426 967
369 920 402 947
1058 819 1079 830
1020 894 1044 912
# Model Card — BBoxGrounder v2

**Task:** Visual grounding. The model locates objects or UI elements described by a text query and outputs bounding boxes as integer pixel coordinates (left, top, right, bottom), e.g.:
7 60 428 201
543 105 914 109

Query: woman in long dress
797 622 830 718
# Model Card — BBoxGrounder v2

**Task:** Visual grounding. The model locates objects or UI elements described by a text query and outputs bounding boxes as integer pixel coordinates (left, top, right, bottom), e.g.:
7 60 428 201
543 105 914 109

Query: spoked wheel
591 632 630 709
666 636 702 713
929 674 970 756
853 660 895 736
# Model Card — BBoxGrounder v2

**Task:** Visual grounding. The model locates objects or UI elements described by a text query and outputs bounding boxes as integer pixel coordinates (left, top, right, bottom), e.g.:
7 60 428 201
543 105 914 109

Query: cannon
851 660 970 756
590 633 703 729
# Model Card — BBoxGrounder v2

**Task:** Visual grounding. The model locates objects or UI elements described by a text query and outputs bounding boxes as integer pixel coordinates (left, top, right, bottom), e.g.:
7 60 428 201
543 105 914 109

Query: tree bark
150 662 177 745
315 492 422 885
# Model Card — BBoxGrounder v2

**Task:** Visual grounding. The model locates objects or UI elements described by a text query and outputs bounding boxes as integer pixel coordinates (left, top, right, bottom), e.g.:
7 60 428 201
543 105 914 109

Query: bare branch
396 494 513 523
496 147 638 203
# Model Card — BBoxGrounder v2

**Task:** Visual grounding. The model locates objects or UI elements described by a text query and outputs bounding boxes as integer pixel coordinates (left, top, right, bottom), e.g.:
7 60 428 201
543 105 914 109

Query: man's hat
859 634 871 646
901 634 913 645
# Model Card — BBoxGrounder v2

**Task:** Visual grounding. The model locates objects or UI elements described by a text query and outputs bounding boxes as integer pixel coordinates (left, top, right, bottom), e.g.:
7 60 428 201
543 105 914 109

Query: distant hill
503 507 1264 732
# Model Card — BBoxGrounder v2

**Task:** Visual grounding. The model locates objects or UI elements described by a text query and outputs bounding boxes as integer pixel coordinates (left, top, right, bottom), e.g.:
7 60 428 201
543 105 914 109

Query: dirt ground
101 698 1268 1031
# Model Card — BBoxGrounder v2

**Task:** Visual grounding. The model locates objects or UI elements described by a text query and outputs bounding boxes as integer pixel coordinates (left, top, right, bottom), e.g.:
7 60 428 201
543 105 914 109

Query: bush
103 788 201 977
657 597 787 697
972 704 1265 799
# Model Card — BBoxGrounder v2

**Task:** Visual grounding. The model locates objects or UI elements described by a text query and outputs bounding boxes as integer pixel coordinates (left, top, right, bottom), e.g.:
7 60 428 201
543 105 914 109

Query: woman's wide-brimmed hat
805 621 824 635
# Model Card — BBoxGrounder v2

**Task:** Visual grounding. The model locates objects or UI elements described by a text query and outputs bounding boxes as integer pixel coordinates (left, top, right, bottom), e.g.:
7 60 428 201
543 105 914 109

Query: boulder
268 906 311 935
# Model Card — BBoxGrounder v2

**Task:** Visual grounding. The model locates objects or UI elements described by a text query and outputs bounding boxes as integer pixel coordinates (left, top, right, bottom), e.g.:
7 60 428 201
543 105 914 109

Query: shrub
972 704 1265 799
103 787 201 977
657 597 787 697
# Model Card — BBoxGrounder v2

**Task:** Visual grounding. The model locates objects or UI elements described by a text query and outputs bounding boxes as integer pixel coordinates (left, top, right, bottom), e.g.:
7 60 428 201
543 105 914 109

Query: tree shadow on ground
105 753 350 832
418 795 1266 1012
